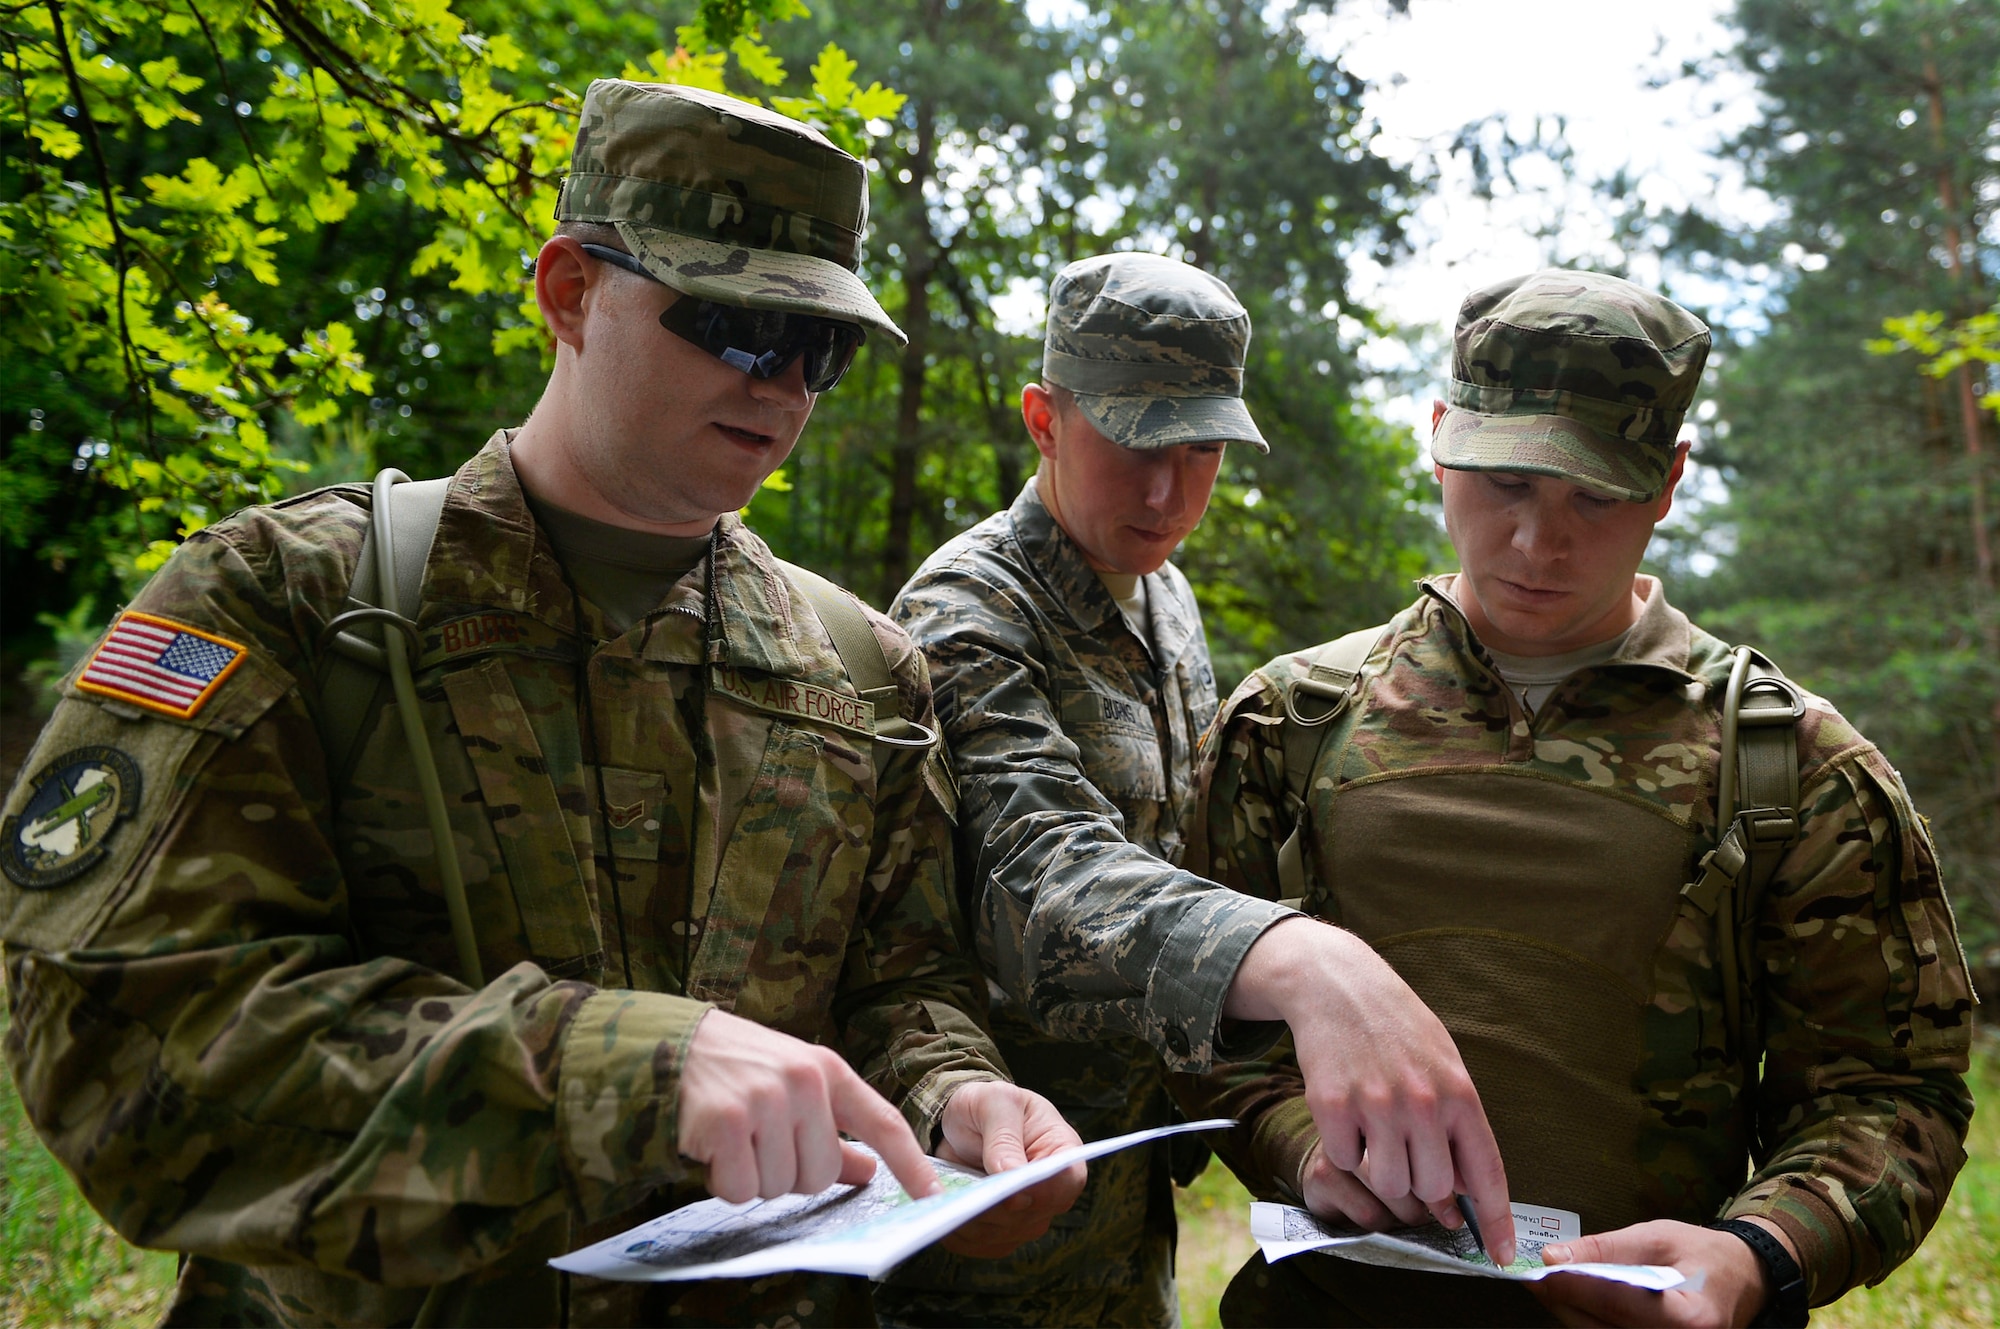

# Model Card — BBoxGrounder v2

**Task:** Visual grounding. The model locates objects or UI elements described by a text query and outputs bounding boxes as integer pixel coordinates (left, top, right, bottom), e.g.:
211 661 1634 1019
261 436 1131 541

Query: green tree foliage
1876 308 2000 413
4 1 1440 695
750 0 1442 681
4 0 569 583
0 0 893 611
1665 0 2000 969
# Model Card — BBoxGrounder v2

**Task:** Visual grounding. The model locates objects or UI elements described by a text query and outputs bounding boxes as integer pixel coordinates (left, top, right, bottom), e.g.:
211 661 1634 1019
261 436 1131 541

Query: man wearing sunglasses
0 79 1084 1328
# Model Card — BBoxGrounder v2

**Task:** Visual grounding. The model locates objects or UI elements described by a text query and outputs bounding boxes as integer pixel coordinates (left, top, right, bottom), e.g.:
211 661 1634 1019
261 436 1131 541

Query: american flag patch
76 612 248 720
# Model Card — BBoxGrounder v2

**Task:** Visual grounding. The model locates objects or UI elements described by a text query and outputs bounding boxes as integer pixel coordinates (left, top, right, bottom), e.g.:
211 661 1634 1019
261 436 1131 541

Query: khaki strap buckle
1283 675 1353 727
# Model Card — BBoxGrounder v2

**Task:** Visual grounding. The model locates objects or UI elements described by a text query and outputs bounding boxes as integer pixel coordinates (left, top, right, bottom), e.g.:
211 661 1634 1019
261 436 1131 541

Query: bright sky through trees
1312 0 1776 464
1312 0 1768 327
1018 0 1770 458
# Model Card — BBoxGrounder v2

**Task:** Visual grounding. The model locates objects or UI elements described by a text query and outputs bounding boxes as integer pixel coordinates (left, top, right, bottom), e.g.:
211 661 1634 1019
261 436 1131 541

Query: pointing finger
830 1060 938 1199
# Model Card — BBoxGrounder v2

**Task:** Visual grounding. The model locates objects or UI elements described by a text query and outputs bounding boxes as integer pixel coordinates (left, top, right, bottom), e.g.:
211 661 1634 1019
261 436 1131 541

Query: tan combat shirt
1180 577 1975 1316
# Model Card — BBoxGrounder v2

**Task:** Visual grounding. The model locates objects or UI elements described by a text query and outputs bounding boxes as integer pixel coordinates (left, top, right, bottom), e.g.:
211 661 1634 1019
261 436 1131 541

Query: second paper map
1250 1200 1686 1291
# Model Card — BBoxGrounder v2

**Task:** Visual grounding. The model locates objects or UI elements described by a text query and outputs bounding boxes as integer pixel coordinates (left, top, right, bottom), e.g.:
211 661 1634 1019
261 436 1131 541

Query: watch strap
1705 1218 1808 1327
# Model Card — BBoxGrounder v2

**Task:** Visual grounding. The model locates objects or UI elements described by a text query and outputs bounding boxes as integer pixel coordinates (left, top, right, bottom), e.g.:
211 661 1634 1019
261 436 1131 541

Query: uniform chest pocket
1178 658 1219 738
685 721 873 1029
1059 681 1166 803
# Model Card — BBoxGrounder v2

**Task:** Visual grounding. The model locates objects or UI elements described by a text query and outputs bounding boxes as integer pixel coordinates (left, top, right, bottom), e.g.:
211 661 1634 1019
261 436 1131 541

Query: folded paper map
553 1118 1235 1283
1250 1200 1687 1292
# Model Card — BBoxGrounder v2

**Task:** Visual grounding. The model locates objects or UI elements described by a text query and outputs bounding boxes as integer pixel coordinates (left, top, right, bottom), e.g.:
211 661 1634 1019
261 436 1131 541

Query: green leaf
138 56 201 94
28 122 84 159
143 158 252 214
731 34 787 88
810 44 857 110
849 82 907 123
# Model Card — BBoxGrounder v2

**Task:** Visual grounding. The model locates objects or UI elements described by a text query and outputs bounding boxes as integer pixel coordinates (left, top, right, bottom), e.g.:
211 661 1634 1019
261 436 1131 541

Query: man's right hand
678 1008 942 1204
1298 1138 1435 1230
1223 916 1514 1264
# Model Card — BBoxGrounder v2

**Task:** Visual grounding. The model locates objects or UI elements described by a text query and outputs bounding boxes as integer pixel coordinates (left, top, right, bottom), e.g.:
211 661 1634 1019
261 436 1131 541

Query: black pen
1456 1194 1489 1262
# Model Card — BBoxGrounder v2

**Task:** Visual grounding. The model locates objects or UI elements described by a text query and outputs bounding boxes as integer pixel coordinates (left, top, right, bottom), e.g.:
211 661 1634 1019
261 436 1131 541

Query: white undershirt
1485 627 1633 716
1096 570 1151 647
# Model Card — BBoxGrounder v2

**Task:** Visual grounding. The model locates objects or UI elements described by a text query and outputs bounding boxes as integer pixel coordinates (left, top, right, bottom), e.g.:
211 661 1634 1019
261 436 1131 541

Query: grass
0 1011 176 1328
1176 1030 1999 1328
1175 1157 1262 1329
0 1012 1988 1326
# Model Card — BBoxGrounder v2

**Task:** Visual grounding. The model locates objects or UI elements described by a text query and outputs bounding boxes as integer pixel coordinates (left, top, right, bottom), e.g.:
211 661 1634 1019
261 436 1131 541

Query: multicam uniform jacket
880 478 1289 1326
0 435 1005 1328
1177 576 1975 1324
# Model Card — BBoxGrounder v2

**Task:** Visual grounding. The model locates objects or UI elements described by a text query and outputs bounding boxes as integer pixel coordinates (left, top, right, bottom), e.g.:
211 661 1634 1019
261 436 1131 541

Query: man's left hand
1530 1218 1787 1327
933 1081 1087 1258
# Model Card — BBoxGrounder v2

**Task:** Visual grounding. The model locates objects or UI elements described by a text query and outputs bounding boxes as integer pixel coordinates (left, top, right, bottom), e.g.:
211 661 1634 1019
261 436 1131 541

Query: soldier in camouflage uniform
0 79 1086 1328
1180 270 1977 1327
873 254 1274 1326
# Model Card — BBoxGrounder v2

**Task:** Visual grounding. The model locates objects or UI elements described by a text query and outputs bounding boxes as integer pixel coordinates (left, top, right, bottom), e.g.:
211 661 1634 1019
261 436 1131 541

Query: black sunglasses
579 244 866 394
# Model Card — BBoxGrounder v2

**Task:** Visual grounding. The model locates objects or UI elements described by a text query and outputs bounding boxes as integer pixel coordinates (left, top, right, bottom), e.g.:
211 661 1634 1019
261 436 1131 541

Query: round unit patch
1 746 143 890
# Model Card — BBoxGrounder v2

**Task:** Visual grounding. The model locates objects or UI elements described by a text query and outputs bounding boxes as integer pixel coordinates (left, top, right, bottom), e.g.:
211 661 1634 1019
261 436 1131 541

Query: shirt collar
1008 475 1195 661
423 431 847 684
1420 572 1699 683
1008 475 1124 638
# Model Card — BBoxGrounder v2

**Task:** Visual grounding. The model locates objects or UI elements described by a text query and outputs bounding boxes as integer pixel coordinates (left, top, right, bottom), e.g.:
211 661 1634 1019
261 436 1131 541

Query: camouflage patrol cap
558 79 906 344
1433 269 1710 501
1042 253 1269 453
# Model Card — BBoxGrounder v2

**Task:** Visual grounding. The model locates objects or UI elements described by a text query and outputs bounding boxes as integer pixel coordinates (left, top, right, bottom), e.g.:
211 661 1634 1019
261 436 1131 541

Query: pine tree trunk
882 95 938 607
1921 50 2000 780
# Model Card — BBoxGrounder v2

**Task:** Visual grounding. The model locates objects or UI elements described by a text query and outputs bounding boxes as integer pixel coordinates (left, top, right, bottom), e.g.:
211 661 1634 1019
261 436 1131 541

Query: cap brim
1432 408 1668 502
1072 392 1270 453
617 222 906 345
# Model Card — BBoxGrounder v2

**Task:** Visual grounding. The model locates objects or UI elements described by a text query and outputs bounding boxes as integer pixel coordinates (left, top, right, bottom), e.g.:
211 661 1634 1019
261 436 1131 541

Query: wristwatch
1706 1218 1809 1327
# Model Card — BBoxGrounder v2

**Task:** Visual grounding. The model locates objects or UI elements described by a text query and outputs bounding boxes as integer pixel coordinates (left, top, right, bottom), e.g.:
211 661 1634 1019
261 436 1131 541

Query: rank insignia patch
1 746 143 889
76 611 247 720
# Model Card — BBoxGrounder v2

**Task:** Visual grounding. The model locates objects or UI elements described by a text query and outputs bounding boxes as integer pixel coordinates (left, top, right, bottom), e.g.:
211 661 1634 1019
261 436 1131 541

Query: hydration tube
319 470 484 989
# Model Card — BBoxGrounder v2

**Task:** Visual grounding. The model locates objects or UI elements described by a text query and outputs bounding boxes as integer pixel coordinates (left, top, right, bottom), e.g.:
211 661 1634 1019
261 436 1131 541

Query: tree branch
44 0 155 452
185 0 274 200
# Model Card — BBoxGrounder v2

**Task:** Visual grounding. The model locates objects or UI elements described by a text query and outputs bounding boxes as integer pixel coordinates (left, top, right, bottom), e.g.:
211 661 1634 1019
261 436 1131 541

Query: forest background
0 0 1995 1322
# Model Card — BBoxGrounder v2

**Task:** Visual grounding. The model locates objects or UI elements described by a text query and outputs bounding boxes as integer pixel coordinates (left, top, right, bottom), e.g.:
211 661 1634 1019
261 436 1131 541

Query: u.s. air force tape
710 664 875 736
1 746 143 890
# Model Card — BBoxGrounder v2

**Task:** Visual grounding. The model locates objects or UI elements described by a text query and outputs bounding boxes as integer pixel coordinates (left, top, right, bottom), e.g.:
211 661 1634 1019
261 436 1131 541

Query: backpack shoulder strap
776 559 935 750
316 475 451 783
1680 645 1804 1068
1726 652 1804 887
1273 625 1388 904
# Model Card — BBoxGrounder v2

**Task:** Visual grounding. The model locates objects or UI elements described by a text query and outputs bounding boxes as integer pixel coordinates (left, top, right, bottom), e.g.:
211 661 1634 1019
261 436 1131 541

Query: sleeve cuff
1213 1013 1291 1064
901 1067 1006 1151
1146 890 1298 1072
888 998 1011 1148
1252 1095 1321 1204
556 990 713 1222
1724 1177 1856 1305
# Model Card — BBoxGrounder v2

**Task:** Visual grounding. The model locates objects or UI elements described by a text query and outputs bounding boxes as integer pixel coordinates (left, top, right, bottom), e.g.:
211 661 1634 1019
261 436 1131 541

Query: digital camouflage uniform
1176 271 1977 1327
876 255 1293 1328
0 82 1008 1329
